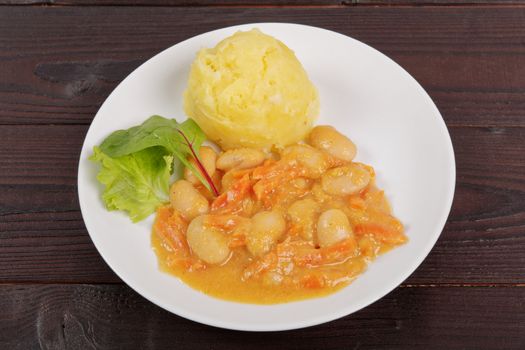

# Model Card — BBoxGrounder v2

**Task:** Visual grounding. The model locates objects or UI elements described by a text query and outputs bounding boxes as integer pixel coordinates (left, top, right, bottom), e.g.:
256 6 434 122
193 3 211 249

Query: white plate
78 23 455 331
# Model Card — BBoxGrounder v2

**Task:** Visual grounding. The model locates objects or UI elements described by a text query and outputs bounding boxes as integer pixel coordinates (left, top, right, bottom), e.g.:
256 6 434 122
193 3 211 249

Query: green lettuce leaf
99 115 181 157
98 116 211 192
90 146 173 222
99 115 205 158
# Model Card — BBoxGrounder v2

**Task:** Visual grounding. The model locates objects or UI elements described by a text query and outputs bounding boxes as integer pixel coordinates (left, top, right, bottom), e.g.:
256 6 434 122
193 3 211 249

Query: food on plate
184 29 319 150
91 29 406 304
91 146 173 222
90 116 213 222
152 125 407 304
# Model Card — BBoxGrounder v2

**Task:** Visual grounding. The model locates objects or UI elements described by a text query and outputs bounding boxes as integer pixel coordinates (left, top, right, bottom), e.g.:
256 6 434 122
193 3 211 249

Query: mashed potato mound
184 29 319 150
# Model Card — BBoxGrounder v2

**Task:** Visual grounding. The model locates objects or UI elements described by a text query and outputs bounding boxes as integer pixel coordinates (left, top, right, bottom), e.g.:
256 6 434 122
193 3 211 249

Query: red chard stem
176 129 219 197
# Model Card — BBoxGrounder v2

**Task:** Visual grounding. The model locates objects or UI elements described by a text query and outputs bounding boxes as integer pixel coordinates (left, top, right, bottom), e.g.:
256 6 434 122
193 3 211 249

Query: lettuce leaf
99 115 181 157
99 115 205 159
90 146 173 222
90 115 215 222
98 115 211 192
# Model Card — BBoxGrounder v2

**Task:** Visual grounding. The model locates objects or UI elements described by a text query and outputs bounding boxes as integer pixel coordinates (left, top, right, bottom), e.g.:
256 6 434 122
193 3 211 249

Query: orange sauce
152 144 407 304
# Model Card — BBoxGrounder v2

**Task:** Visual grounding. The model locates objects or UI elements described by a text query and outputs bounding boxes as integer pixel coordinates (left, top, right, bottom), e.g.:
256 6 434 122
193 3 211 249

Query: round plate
78 23 455 331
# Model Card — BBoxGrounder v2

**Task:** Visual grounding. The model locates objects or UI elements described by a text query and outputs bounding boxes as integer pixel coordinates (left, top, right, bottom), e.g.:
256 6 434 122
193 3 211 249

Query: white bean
246 211 286 257
169 180 209 220
287 198 319 242
308 125 357 162
317 209 352 247
216 148 265 171
321 163 371 196
184 146 217 185
186 215 230 264
281 144 329 179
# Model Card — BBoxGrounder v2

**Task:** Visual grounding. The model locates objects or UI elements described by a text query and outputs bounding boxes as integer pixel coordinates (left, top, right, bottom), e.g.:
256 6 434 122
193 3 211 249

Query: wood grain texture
0 6 524 126
0 0 344 5
1 125 524 283
2 0 525 5
355 0 525 4
0 284 523 349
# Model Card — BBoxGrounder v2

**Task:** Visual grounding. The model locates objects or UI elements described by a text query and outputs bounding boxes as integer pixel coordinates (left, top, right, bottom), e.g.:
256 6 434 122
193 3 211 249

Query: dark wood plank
0 0 344 5
0 6 524 126
3 0 525 5
0 125 524 283
0 284 523 349
408 126 525 284
356 0 525 4
0 211 119 283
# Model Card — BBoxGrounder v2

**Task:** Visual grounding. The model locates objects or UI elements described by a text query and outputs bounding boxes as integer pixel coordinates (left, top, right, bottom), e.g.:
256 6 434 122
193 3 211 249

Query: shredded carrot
231 168 255 179
211 174 253 214
243 252 278 280
293 250 323 267
251 159 279 179
228 234 247 249
321 238 358 262
253 166 301 205
153 206 188 252
210 193 228 210
348 196 367 210
354 222 406 244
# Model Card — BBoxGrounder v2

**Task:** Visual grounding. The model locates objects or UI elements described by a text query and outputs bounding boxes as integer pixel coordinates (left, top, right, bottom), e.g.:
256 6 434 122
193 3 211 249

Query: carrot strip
211 174 253 213
348 196 366 210
354 222 406 244
153 206 188 252
228 234 246 249
251 159 279 179
243 252 278 280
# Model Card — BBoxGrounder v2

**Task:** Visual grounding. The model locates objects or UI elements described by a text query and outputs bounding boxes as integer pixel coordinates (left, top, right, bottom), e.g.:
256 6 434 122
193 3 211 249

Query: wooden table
1 1 524 349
